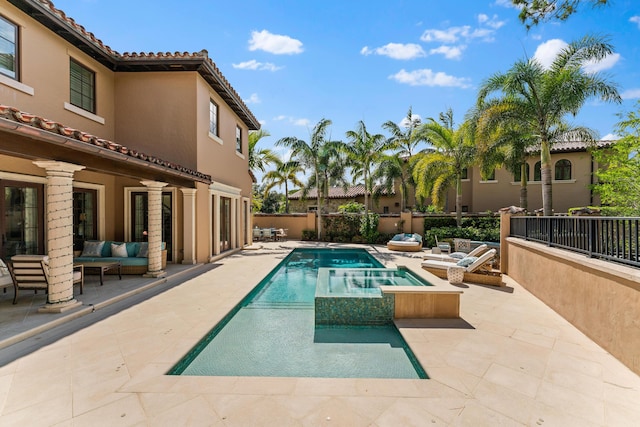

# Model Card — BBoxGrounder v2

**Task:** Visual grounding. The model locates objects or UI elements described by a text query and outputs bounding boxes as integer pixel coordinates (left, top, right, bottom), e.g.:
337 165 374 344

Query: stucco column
141 180 168 278
212 193 220 256
180 188 197 265
500 211 511 274
400 211 413 234
231 197 237 249
34 160 85 313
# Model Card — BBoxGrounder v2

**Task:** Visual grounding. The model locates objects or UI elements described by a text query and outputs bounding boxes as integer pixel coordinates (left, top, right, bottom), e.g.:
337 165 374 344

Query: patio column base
38 299 82 313
144 270 167 278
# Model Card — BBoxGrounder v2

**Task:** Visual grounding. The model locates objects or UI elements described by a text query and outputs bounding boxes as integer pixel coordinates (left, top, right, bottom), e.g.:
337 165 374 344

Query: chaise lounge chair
8 255 84 304
421 249 502 286
387 233 423 252
423 243 489 262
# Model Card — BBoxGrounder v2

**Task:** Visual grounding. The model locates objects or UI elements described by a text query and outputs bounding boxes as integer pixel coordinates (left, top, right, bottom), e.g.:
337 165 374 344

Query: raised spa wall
315 266 461 326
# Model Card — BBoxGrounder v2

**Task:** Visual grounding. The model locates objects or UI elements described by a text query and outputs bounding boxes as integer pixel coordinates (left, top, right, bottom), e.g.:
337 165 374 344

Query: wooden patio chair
8 255 84 304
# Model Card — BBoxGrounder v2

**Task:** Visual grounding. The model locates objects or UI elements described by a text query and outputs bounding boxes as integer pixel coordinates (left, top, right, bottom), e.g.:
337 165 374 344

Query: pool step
244 301 312 309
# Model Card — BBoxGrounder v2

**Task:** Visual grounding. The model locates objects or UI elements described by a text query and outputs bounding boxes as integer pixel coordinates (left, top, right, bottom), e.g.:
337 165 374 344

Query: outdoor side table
447 265 465 285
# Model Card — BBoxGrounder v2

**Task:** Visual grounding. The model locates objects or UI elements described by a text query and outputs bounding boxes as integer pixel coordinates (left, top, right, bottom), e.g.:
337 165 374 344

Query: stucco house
0 0 259 311
287 140 611 214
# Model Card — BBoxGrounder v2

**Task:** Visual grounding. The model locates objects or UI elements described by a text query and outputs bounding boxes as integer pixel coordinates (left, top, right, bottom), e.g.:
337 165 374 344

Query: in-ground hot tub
316 266 463 325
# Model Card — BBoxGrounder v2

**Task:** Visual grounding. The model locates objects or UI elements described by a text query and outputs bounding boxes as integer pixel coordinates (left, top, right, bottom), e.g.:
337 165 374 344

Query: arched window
533 161 542 181
514 163 530 182
555 159 572 180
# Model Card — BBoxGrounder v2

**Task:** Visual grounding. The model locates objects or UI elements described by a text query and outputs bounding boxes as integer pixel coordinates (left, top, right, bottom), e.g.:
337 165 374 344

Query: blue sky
53 0 639 173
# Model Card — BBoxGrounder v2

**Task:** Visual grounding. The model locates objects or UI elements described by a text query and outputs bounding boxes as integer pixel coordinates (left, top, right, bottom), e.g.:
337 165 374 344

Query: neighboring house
288 141 611 215
0 0 258 310
288 184 399 214
445 140 612 214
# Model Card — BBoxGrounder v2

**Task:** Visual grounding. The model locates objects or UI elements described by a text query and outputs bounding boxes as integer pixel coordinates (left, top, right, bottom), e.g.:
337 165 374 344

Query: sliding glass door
0 180 44 259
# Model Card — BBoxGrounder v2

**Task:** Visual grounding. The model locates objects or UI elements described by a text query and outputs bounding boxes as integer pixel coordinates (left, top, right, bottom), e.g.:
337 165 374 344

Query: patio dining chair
8 255 84 304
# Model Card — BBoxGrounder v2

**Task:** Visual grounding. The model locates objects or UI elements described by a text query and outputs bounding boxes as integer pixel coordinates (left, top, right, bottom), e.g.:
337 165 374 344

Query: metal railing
510 216 640 268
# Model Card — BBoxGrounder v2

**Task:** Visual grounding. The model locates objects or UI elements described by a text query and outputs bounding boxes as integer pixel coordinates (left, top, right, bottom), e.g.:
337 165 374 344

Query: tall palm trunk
541 138 553 216
520 163 528 211
455 175 462 227
316 168 322 240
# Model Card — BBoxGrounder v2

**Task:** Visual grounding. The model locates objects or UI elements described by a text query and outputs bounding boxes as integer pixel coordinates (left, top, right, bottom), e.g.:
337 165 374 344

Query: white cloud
601 133 619 140
478 13 506 29
420 26 470 43
533 39 568 69
429 45 465 60
273 115 310 127
360 43 426 60
494 0 520 8
630 16 640 28
533 39 620 72
244 93 261 104
621 88 640 99
248 30 303 55
294 118 310 127
232 59 283 71
420 17 502 46
389 69 471 88
583 53 621 73
399 115 422 128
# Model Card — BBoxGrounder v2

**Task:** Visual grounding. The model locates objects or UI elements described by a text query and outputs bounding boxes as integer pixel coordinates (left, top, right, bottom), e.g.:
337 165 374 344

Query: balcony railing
510 216 640 268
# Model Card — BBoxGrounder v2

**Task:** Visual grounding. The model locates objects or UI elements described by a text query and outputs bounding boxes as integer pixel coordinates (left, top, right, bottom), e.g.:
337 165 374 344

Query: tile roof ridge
0 105 211 182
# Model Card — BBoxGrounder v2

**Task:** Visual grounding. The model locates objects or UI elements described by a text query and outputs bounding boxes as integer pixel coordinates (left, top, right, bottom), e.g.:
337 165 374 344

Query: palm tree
276 118 339 240
248 129 278 173
373 153 409 211
262 158 305 213
344 121 393 216
412 109 477 226
382 107 425 209
477 35 621 215
473 99 539 210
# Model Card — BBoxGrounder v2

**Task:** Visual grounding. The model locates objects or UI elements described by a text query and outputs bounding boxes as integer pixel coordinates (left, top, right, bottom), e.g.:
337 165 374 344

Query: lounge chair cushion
456 256 478 267
449 252 468 259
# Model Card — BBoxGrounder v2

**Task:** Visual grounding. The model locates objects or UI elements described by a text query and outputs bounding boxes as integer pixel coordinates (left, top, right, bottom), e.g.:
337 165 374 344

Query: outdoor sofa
386 233 423 252
74 240 167 275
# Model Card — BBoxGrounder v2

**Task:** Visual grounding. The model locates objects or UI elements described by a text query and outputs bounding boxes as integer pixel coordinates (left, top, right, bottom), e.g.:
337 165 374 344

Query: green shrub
423 216 457 230
360 213 380 243
338 202 365 213
323 214 361 241
301 229 317 241
424 226 500 247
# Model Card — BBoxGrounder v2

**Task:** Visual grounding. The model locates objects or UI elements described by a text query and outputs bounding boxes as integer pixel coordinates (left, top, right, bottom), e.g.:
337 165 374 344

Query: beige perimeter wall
505 237 640 376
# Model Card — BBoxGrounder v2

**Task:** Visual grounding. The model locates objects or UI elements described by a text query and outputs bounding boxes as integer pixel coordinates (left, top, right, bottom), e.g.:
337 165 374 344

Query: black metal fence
510 216 640 268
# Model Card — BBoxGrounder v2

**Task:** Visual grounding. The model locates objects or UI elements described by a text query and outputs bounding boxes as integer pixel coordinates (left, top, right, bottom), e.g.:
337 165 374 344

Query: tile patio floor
0 241 639 426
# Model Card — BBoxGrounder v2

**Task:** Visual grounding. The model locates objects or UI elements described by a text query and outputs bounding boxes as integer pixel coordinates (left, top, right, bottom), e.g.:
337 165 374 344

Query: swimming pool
169 248 427 379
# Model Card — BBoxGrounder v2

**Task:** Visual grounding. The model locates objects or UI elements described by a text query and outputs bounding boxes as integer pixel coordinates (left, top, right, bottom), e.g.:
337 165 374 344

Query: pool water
170 248 427 379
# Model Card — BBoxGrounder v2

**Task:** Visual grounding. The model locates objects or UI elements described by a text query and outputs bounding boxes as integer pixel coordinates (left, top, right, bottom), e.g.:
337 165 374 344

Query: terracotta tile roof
15 0 259 130
527 140 616 154
0 105 211 183
288 184 394 200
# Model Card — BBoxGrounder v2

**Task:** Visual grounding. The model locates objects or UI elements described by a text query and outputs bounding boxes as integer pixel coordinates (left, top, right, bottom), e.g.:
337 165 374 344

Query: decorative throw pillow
137 242 149 258
456 256 478 268
111 243 129 258
0 259 8 276
449 252 467 259
81 241 105 257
